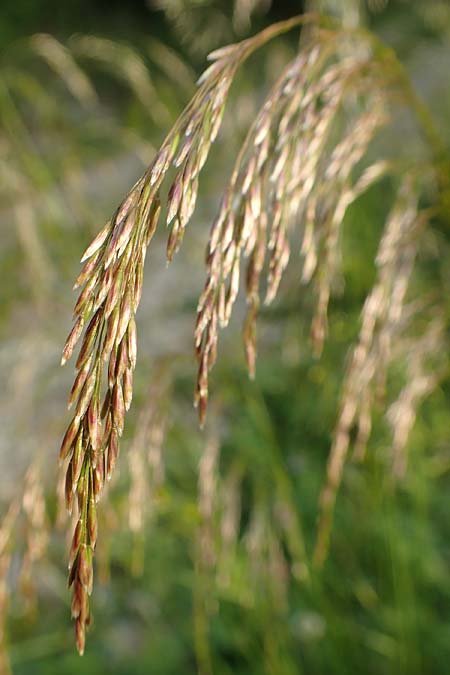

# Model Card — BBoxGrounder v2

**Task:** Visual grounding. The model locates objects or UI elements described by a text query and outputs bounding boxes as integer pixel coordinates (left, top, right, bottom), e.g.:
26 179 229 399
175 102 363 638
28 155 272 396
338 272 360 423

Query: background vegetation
0 1 449 673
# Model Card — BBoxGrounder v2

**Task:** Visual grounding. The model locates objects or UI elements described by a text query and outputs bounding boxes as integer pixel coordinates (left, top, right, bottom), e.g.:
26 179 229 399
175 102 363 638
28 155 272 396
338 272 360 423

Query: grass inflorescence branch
59 12 445 653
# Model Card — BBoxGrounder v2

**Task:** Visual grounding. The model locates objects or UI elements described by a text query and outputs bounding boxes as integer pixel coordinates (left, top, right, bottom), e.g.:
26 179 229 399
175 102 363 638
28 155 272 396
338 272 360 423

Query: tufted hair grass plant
59 13 449 654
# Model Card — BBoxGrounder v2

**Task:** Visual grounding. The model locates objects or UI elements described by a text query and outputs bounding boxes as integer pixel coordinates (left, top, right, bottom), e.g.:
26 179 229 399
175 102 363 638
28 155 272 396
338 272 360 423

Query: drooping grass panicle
60 14 317 653
194 32 389 425
58 10 446 653
387 317 446 479
314 178 423 567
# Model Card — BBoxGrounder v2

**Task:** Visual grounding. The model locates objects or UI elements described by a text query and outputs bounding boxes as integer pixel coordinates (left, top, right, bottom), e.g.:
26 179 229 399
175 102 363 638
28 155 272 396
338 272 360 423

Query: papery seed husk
75 310 101 370
65 464 74 512
115 338 129 380
150 146 170 186
116 289 132 344
133 262 144 313
93 459 104 502
112 382 125 436
194 138 210 176
69 520 83 569
108 351 117 390
256 134 269 171
77 473 86 512
210 105 225 143
68 554 78 587
103 412 112 448
195 304 212 347
242 156 256 194
197 353 209 393
218 284 226 326
74 251 101 289
127 318 137 370
77 582 90 623
246 255 257 298
222 241 236 277
78 544 93 594
197 60 222 86
207 43 238 61
68 357 92 409
62 317 85 365
72 431 85 485
205 311 218 353
93 267 113 311
180 176 198 226
80 221 111 262
174 134 194 168
167 219 181 262
60 417 80 460
144 198 161 247
243 225 257 258
241 200 255 247
92 449 98 469
198 393 208 429
185 108 203 137
115 209 137 260
197 279 213 314
73 273 99 317
115 189 139 230
195 336 203 360
221 212 235 252
87 398 100 450
207 338 218 369
254 112 272 145
71 579 83 618
206 249 220 281
249 182 261 220
271 145 290 183
103 307 120 360
208 215 224 254
229 259 240 301
104 268 124 319
75 616 86 656
169 132 181 161
120 236 134 271
101 390 111 420
167 174 183 225
107 430 119 480
123 367 133 410
137 179 155 218
74 369 96 421
87 500 98 548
